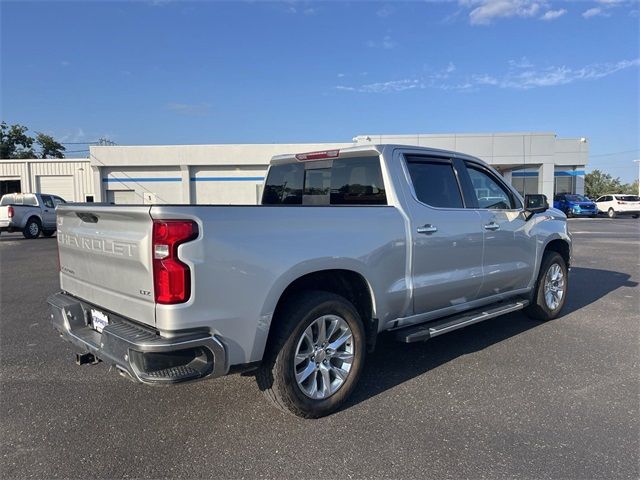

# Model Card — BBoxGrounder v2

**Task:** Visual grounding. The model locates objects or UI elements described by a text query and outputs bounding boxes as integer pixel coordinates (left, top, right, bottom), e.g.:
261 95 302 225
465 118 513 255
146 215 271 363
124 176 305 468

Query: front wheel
256 291 366 418
632 214 639 219
525 251 568 321
608 208 616 219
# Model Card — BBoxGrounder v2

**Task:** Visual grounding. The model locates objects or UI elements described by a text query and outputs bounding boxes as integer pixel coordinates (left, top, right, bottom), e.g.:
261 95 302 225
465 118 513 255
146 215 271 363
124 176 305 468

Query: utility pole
634 160 640 197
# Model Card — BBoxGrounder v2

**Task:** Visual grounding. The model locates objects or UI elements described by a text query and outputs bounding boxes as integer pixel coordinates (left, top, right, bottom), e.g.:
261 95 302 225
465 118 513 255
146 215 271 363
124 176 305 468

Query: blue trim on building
103 177 182 183
102 176 265 183
190 177 264 182
554 170 585 177
512 170 585 178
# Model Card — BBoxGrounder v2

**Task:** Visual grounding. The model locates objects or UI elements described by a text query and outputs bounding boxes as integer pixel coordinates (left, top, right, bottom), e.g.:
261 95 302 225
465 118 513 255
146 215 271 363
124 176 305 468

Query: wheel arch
543 238 571 269
256 268 378 361
26 215 42 227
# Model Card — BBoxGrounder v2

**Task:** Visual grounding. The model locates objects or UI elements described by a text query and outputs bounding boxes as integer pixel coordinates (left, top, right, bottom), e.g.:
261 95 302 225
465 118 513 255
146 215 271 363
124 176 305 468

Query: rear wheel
525 251 568 321
22 218 41 239
607 208 616 219
633 214 639 219
256 291 366 418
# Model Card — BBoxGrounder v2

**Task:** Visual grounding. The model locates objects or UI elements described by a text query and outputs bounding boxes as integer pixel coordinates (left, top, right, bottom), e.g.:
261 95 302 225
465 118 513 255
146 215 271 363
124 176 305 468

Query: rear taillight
7 206 14 218
152 220 198 304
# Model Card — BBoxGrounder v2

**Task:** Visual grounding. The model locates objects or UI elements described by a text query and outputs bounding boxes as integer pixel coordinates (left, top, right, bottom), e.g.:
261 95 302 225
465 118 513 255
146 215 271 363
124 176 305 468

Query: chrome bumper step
394 299 529 343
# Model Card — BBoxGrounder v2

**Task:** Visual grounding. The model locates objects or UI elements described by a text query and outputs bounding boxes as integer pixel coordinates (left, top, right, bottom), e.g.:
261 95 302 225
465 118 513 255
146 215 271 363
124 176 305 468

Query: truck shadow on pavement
344 267 637 410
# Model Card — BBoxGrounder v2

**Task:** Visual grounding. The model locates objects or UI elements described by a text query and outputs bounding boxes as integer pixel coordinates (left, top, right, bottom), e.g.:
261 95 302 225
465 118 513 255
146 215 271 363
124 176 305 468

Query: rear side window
262 156 386 206
405 158 463 208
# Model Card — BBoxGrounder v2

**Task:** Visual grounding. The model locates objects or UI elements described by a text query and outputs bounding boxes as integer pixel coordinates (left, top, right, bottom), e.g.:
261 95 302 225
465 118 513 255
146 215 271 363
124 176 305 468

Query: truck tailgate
56 205 156 327
0 206 10 222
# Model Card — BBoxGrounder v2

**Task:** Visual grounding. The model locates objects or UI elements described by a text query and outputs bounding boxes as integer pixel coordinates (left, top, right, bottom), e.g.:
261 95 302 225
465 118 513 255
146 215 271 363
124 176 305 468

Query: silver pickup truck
0 192 67 238
48 144 571 418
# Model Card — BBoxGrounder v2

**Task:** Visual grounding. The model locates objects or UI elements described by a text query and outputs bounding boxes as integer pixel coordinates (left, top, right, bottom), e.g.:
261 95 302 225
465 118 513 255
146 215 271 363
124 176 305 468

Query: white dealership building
0 132 588 204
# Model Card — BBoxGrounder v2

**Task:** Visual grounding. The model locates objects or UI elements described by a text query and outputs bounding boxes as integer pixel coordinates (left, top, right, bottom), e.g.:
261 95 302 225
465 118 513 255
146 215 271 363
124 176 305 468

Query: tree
0 122 35 158
584 170 625 199
35 132 65 158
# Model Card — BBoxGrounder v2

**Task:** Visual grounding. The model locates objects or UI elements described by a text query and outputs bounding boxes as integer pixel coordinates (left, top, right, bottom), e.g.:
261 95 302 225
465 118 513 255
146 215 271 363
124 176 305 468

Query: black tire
607 208 616 219
22 218 41 239
565 209 573 218
42 230 56 237
256 290 366 418
632 214 639 219
525 251 568 321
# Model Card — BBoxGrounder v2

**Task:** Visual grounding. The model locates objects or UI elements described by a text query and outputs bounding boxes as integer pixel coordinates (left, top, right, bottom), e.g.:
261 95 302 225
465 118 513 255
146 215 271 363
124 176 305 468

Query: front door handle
484 222 500 231
417 224 438 234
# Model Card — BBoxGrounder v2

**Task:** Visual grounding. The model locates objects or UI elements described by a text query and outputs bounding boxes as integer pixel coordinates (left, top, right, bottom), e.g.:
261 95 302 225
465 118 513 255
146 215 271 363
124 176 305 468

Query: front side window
405 158 463 208
466 164 515 210
52 196 66 205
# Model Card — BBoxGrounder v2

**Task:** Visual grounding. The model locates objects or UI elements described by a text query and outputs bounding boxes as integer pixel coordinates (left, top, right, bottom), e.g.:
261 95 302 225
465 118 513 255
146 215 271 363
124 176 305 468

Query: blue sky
1 0 639 181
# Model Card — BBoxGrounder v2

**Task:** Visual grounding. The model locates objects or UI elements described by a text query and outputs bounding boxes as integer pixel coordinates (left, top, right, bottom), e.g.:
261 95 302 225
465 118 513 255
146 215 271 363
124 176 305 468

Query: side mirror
524 194 549 218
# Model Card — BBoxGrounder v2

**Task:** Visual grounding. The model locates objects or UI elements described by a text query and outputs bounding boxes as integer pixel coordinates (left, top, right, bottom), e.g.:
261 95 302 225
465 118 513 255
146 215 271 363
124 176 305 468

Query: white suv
594 194 640 218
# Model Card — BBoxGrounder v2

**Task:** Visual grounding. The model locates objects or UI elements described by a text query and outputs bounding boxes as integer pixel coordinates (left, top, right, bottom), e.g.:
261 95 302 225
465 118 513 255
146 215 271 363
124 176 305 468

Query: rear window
0 194 37 206
262 156 387 206
616 195 639 201
405 158 463 209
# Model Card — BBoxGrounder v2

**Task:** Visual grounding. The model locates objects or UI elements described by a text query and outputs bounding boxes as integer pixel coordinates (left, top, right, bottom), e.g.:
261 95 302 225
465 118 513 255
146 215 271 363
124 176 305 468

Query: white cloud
540 8 566 20
509 57 534 69
335 58 640 93
466 0 545 25
366 35 397 50
376 5 394 18
583 7 609 18
337 79 420 93
445 62 456 73
167 102 211 116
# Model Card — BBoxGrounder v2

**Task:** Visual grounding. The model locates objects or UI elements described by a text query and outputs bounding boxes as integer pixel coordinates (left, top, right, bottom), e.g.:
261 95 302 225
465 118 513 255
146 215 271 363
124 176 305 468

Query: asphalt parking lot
1 218 638 479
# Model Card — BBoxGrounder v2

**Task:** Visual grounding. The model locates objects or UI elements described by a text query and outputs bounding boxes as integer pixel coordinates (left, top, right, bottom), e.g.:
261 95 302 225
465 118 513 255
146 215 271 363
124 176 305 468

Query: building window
511 173 538 197
554 174 575 195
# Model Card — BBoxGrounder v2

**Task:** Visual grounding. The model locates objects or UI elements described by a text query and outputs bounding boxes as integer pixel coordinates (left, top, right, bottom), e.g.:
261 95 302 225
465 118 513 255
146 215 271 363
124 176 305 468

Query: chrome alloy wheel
293 315 354 400
29 222 39 236
543 263 565 311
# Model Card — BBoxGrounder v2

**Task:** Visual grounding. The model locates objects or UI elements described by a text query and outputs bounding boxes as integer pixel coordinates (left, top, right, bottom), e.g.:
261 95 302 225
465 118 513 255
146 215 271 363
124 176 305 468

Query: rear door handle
484 222 500 231
417 224 438 234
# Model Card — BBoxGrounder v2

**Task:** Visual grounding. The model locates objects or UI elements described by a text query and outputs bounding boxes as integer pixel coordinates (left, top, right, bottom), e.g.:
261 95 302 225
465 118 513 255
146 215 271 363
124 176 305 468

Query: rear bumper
0 220 16 232
47 292 228 384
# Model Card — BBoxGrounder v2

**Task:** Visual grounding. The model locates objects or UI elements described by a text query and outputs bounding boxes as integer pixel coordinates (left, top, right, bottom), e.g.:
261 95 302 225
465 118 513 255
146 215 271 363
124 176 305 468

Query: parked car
594 194 640 218
0 193 66 238
48 144 571 418
553 193 598 218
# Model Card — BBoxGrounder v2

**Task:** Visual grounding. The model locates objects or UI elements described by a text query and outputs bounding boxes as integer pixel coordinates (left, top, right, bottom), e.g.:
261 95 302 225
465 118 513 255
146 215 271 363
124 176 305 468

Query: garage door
36 175 75 202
